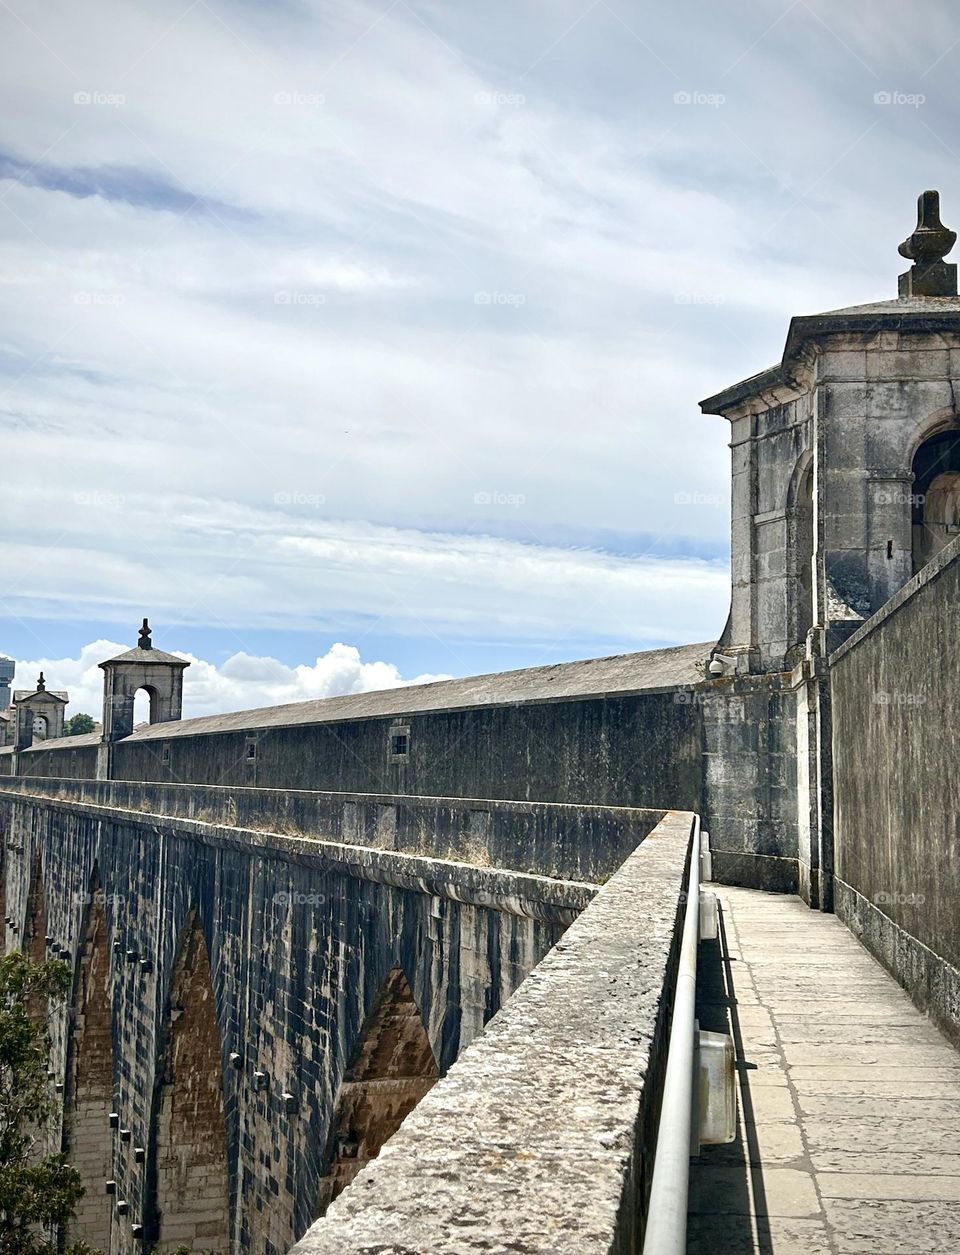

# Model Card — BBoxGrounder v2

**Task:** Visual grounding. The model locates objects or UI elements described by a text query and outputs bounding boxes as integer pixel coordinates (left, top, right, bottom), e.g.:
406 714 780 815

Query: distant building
12 674 68 745
0 655 14 711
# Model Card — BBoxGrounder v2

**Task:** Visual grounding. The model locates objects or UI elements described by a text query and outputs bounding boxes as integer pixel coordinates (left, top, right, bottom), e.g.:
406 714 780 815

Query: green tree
64 715 95 737
0 951 97 1255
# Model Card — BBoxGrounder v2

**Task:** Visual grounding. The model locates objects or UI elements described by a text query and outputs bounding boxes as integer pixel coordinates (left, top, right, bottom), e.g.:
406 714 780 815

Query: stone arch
911 422 960 572
150 912 229 1253
63 876 115 1253
314 964 439 1217
22 854 47 1022
904 403 960 469
132 685 156 730
786 450 816 651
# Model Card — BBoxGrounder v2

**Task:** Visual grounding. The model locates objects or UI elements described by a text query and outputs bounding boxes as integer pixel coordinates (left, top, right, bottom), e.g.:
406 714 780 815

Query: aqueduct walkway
688 886 960 1255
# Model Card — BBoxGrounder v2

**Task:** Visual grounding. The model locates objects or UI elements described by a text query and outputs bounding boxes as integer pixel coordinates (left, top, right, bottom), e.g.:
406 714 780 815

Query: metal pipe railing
641 814 701 1255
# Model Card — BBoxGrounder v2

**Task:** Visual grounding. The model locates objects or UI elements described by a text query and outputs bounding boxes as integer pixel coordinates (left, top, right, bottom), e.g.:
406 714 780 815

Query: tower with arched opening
98 619 190 751
703 189 960 673
698 189 960 909
13 673 67 749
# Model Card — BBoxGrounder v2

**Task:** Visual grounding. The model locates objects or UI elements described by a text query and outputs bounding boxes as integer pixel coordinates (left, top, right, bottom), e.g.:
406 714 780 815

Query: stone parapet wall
834 878 960 1050
288 810 696 1255
3 776 662 883
15 687 703 815
698 676 799 894
18 740 99 778
831 530 960 1041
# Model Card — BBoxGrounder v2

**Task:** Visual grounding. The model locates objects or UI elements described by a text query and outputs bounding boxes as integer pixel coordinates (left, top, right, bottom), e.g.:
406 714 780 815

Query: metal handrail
641 813 701 1255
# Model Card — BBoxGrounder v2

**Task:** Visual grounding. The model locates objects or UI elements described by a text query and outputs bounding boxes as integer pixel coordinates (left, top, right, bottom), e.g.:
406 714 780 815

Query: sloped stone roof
701 294 960 415
20 730 100 753
124 640 712 742
100 647 189 667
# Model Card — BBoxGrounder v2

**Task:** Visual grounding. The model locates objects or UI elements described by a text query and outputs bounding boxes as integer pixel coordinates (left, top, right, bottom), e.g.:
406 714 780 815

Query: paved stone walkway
687 886 960 1255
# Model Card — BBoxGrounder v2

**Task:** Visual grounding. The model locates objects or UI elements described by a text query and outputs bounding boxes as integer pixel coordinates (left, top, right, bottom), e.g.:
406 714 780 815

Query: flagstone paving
687 886 960 1255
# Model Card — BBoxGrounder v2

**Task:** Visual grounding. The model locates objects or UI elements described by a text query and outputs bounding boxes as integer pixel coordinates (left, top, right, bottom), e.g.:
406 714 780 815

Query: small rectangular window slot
387 723 411 762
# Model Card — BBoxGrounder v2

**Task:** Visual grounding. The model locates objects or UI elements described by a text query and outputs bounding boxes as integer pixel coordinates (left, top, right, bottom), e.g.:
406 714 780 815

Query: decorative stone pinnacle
899 190 956 262
898 190 958 297
138 618 152 650
36 672 45 692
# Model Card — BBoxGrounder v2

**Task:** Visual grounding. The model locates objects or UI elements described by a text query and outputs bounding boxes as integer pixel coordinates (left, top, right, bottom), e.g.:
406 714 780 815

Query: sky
2 0 959 717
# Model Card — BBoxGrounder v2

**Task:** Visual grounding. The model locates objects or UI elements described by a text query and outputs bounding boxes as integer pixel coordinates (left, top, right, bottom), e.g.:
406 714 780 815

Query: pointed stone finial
138 618 152 650
898 190 957 297
36 672 46 692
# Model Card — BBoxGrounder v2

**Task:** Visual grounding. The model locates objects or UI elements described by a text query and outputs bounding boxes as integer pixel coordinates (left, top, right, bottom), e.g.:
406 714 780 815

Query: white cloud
0 0 951 675
13 639 452 721
0 494 729 658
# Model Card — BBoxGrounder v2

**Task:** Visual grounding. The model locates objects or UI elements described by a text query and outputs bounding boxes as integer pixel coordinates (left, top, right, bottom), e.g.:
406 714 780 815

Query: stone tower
702 189 960 674
14 672 67 748
99 618 190 743
699 189 960 908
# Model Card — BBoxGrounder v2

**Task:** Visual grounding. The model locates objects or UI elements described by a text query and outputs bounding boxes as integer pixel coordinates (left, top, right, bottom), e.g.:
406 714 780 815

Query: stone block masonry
0 784 611 1255
289 810 696 1255
0 775 665 884
830 530 960 1045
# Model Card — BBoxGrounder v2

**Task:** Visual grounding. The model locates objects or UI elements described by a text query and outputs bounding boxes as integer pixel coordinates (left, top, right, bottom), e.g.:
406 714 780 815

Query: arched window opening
32 714 48 741
795 462 815 647
912 427 960 572
63 884 114 1254
132 687 154 730
315 965 438 1218
152 913 229 1254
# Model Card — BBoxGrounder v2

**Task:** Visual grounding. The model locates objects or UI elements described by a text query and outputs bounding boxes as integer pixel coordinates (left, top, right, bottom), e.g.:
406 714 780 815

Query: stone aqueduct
3 778 606 1253
3 198 960 1253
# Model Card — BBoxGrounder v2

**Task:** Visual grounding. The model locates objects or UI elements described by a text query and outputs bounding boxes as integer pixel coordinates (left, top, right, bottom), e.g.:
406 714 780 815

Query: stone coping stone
288 809 696 1255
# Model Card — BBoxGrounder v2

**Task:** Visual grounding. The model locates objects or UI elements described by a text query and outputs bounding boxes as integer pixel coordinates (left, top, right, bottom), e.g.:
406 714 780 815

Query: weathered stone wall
19 739 99 778
17 689 703 813
288 810 695 1255
0 788 588 1255
699 678 799 893
0 776 663 883
725 394 813 671
831 531 960 1044
707 324 960 671
816 329 960 624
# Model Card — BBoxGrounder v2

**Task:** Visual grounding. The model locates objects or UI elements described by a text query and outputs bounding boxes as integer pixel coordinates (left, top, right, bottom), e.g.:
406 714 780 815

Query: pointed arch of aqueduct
314 962 439 1218
63 872 115 1253
149 910 230 1254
